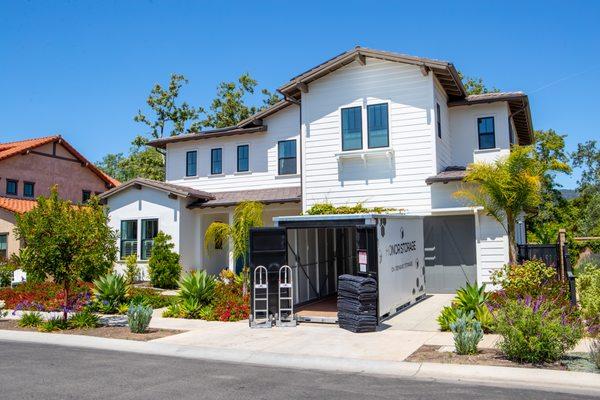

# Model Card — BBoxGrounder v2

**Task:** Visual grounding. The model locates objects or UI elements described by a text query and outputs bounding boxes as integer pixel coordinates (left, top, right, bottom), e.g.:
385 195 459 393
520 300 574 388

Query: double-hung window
23 182 35 198
436 103 442 139
0 234 7 260
367 103 389 148
6 180 17 196
237 145 249 172
140 219 158 260
186 150 197 177
120 220 138 259
478 117 496 149
211 148 222 175
278 140 297 175
341 106 362 151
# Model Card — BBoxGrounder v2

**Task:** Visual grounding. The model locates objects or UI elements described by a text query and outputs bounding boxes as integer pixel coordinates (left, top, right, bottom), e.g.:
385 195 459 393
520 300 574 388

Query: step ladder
250 265 272 328
276 265 297 327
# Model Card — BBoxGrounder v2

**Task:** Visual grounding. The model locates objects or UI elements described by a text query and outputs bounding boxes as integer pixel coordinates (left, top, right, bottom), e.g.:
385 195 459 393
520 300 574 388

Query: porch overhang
189 187 301 209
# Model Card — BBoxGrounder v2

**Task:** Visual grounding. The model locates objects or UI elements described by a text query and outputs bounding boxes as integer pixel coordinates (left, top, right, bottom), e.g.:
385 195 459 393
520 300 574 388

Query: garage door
424 215 477 293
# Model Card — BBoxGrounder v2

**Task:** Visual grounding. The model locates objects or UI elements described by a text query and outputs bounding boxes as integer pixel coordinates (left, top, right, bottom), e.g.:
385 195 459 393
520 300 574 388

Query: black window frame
120 219 138 259
341 106 363 151
0 233 7 260
477 116 496 150
436 103 442 139
237 144 249 172
211 148 222 175
82 190 92 203
140 218 158 260
186 150 197 177
278 139 297 175
367 103 389 149
23 181 35 198
6 179 17 196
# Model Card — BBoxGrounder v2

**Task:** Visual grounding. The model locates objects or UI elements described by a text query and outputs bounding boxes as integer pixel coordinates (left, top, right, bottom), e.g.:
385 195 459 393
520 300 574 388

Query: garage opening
249 214 425 326
424 215 477 293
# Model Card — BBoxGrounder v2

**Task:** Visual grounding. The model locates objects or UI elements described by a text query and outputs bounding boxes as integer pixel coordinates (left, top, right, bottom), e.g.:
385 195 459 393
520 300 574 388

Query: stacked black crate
337 274 377 332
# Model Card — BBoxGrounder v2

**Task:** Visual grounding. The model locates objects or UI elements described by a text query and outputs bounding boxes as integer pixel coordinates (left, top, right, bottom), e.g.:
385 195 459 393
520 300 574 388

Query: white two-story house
100 47 533 292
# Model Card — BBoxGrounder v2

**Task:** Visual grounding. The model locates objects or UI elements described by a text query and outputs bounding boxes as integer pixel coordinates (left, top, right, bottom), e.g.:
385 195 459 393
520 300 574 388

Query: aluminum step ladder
276 265 297 327
250 265 272 328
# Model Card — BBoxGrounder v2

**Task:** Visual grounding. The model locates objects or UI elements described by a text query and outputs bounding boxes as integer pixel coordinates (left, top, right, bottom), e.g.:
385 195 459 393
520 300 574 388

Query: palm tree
204 201 264 293
454 146 543 263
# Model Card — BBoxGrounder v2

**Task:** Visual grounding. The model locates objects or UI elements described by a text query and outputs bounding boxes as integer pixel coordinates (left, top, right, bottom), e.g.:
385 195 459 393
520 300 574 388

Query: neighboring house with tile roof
100 47 531 292
0 135 119 260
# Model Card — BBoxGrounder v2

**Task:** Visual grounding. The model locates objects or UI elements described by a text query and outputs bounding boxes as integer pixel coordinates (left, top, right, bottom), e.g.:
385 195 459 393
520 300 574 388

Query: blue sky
1 1 598 188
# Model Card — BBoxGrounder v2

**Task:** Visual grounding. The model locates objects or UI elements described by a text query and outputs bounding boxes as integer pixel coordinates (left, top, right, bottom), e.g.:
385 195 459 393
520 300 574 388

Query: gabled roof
278 46 467 100
0 196 38 214
98 178 215 201
0 135 120 187
448 92 533 145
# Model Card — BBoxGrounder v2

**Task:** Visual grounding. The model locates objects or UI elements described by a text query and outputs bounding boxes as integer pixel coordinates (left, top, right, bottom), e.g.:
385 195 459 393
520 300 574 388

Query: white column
227 209 235 271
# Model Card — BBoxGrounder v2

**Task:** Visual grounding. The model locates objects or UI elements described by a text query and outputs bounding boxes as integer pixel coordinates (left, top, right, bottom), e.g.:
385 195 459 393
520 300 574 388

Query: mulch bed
0 319 183 342
406 344 567 371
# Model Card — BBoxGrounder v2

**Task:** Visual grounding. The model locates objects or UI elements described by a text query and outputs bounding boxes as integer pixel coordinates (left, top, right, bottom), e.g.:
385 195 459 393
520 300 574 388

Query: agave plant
93 273 127 313
453 282 489 312
178 270 216 305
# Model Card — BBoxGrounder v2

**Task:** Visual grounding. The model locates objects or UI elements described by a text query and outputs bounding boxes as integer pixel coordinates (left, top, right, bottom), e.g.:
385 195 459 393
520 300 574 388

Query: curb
0 329 598 396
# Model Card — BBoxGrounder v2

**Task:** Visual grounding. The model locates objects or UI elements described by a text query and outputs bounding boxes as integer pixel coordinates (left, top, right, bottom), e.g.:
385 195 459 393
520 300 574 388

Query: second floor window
436 103 442 139
341 106 362 151
478 116 496 149
120 220 137 259
237 145 249 172
6 180 17 196
140 219 158 260
186 150 197 177
367 103 389 148
211 148 222 175
278 140 297 175
23 182 35 198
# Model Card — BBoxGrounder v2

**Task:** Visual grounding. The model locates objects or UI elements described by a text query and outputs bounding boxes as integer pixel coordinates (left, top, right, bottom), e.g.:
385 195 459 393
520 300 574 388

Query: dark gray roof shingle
425 167 467 184
197 187 301 208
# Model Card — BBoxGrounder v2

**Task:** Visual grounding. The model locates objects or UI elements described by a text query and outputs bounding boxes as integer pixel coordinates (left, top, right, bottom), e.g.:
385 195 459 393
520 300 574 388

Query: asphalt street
0 340 595 400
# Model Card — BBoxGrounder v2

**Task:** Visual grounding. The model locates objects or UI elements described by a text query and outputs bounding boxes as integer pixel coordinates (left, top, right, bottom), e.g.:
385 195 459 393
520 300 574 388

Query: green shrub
124 254 140 288
305 201 397 215
129 287 176 309
576 266 600 335
199 304 215 321
93 273 127 313
179 298 202 319
437 306 459 331
590 338 600 370
162 303 181 318
495 298 583 364
68 310 99 329
575 258 600 275
179 270 216 305
39 316 68 332
450 311 483 355
437 283 494 332
127 304 153 333
0 261 14 287
491 260 558 298
18 311 44 327
148 232 181 289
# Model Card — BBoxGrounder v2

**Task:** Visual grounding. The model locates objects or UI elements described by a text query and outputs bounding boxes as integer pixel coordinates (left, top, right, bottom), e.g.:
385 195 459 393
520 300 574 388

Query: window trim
340 105 363 151
366 103 390 149
140 218 159 261
236 144 250 173
211 148 223 175
23 181 35 198
5 179 18 196
119 219 138 260
477 116 496 150
436 103 442 139
277 139 298 176
0 233 8 260
185 150 198 177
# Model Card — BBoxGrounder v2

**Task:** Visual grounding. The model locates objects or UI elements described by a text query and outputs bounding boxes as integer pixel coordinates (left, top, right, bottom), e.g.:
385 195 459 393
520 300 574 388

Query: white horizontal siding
477 213 509 285
165 105 300 192
301 58 435 212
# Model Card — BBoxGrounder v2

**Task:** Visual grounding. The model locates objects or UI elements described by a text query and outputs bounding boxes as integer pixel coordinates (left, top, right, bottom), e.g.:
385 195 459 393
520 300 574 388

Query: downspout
279 90 303 212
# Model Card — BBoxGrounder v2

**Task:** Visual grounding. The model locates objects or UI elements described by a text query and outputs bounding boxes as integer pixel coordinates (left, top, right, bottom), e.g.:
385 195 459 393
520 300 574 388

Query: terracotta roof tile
0 196 38 214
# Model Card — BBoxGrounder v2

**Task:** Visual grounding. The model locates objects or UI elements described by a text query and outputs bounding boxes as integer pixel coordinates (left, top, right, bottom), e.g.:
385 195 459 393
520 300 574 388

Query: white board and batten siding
433 77 451 172
165 104 301 192
476 212 509 286
301 58 437 213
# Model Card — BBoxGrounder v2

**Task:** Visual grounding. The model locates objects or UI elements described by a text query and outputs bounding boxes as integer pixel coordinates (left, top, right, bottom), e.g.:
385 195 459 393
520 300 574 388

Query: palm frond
204 222 231 253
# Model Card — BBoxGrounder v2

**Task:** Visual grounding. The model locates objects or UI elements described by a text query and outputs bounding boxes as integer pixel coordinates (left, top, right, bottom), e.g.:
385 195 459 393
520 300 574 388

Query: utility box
249 214 425 324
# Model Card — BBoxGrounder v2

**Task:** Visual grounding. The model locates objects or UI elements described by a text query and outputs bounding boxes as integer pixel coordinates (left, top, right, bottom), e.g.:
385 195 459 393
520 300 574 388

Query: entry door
424 215 477 293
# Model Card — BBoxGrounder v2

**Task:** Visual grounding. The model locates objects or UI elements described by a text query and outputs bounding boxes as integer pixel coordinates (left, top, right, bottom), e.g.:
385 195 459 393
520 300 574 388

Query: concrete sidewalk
0 329 598 396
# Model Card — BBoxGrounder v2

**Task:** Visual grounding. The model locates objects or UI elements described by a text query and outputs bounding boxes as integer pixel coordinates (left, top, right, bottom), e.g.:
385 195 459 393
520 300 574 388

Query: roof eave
147 125 268 149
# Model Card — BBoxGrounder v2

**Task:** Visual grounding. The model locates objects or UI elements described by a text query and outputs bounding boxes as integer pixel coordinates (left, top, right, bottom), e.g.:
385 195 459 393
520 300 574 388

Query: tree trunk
63 281 69 322
506 216 518 264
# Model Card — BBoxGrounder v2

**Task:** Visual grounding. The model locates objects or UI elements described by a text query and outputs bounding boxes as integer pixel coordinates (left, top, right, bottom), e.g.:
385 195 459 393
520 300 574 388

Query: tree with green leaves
572 140 600 236
454 146 543 262
148 231 182 289
14 187 118 321
458 72 500 96
204 201 264 293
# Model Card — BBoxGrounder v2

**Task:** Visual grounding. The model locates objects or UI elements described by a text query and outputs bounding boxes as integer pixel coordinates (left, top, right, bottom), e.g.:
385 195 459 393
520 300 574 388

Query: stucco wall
0 208 19 258
0 142 108 203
